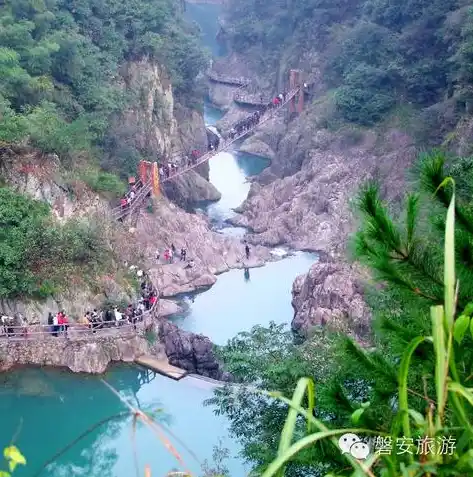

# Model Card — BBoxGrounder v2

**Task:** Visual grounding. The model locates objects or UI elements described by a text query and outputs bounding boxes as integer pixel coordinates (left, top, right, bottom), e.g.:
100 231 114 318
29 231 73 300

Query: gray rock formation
159 299 184 317
0 335 162 374
162 170 221 211
234 124 416 253
158 320 231 381
291 259 371 339
133 198 272 297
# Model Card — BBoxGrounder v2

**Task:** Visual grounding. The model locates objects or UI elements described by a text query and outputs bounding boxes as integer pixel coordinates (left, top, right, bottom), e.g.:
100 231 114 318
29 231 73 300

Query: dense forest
0 0 208 300
0 0 207 171
224 0 473 134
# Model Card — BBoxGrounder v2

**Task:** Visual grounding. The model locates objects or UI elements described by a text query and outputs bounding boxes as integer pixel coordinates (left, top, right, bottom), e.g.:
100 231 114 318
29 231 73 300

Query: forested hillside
0 0 208 301
0 0 207 173
224 0 473 136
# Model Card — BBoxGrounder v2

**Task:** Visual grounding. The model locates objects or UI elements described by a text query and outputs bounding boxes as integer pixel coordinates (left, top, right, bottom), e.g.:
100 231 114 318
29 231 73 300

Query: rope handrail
109 86 300 218
161 86 300 183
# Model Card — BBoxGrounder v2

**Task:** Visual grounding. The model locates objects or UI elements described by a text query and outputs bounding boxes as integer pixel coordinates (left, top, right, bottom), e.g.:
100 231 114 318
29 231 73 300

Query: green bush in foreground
261 177 473 476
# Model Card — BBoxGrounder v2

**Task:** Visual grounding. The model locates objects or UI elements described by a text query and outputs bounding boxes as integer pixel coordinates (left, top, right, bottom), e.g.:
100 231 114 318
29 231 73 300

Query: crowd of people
119 181 141 211
0 274 158 339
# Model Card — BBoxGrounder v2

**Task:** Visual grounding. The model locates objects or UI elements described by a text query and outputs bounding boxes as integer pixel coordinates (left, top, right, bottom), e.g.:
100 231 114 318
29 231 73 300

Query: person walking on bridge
180 247 186 261
245 243 250 260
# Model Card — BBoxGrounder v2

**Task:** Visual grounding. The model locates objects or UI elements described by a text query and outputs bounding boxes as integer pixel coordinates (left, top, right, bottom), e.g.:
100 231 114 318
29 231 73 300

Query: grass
263 177 473 476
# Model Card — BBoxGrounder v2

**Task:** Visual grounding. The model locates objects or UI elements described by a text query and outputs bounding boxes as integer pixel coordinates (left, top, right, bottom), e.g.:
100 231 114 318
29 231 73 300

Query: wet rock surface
158 320 231 381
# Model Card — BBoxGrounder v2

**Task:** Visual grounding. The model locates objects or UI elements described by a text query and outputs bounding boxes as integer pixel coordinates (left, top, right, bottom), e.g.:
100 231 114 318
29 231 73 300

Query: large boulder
291 259 371 340
158 320 231 381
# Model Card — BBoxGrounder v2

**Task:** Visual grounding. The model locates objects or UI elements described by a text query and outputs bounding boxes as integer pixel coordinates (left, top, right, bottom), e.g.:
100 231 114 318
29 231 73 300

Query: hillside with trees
0 0 207 173
0 0 208 301
223 0 473 139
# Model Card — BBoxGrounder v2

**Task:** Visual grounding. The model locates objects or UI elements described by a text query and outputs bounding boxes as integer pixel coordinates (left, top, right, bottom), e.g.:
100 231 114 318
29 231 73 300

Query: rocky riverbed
208 53 418 339
133 196 272 297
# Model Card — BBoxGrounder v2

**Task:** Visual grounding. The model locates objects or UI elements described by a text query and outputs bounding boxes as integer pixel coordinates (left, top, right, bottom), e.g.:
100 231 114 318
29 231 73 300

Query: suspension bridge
112 69 305 222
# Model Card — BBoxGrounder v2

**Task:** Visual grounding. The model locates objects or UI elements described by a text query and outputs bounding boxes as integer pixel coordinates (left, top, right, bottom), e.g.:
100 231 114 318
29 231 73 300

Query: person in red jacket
57 310 69 337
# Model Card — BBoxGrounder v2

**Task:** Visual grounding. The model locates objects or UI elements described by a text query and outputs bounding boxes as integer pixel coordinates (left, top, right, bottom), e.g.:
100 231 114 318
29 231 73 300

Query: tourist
129 190 136 201
78 312 90 329
245 244 250 260
120 198 127 209
114 307 123 326
278 93 283 102
180 248 186 261
47 312 54 335
283 91 287 102
149 294 158 308
58 310 69 337
155 248 160 262
136 269 143 278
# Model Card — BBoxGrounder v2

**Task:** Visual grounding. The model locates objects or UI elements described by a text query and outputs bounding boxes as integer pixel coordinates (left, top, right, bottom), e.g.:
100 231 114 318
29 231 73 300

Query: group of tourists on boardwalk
153 88 291 181
0 272 158 339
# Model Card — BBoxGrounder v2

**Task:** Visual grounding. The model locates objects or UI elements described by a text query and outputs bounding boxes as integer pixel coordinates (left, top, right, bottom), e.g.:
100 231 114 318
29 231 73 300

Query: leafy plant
1 446 26 476
261 174 473 475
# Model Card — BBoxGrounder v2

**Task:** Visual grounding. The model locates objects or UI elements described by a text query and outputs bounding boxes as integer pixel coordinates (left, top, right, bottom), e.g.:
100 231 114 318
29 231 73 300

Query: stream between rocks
0 4 316 476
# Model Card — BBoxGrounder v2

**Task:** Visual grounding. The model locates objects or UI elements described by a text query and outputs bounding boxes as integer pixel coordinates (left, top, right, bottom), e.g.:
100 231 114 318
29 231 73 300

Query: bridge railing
206 70 251 86
111 181 153 221
160 86 300 183
0 293 159 342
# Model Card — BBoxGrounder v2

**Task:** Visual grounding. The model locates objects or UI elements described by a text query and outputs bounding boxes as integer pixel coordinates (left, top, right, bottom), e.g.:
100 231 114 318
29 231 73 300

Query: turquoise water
0 5 315 477
171 252 316 345
1 366 248 476
204 103 270 226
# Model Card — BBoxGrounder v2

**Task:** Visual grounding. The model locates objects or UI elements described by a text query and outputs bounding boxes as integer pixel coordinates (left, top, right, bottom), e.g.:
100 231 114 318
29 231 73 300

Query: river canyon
0 3 316 477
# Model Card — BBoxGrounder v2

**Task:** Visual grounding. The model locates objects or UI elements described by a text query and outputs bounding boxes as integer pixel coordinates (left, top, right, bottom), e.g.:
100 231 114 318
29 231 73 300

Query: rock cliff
159 320 230 380
114 57 220 205
0 335 162 374
209 53 417 338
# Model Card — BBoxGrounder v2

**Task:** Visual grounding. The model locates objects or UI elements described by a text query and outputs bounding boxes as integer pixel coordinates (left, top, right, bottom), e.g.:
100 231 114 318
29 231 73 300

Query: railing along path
206 70 251 86
110 86 300 222
0 288 159 342
160 86 300 183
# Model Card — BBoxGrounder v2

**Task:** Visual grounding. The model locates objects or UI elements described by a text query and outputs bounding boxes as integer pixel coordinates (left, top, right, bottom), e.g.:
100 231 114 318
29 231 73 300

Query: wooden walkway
111 85 300 222
135 355 188 380
206 70 251 86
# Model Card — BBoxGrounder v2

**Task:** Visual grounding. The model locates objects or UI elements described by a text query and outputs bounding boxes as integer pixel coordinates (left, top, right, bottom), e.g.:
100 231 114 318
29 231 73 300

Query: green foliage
80 169 126 198
224 0 471 129
211 151 473 475
262 161 473 476
1 446 26 476
0 0 207 174
0 187 111 300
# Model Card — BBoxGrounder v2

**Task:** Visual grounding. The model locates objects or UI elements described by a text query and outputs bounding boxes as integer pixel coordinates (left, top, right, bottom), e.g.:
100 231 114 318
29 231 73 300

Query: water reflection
244 268 250 282
1 366 246 477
